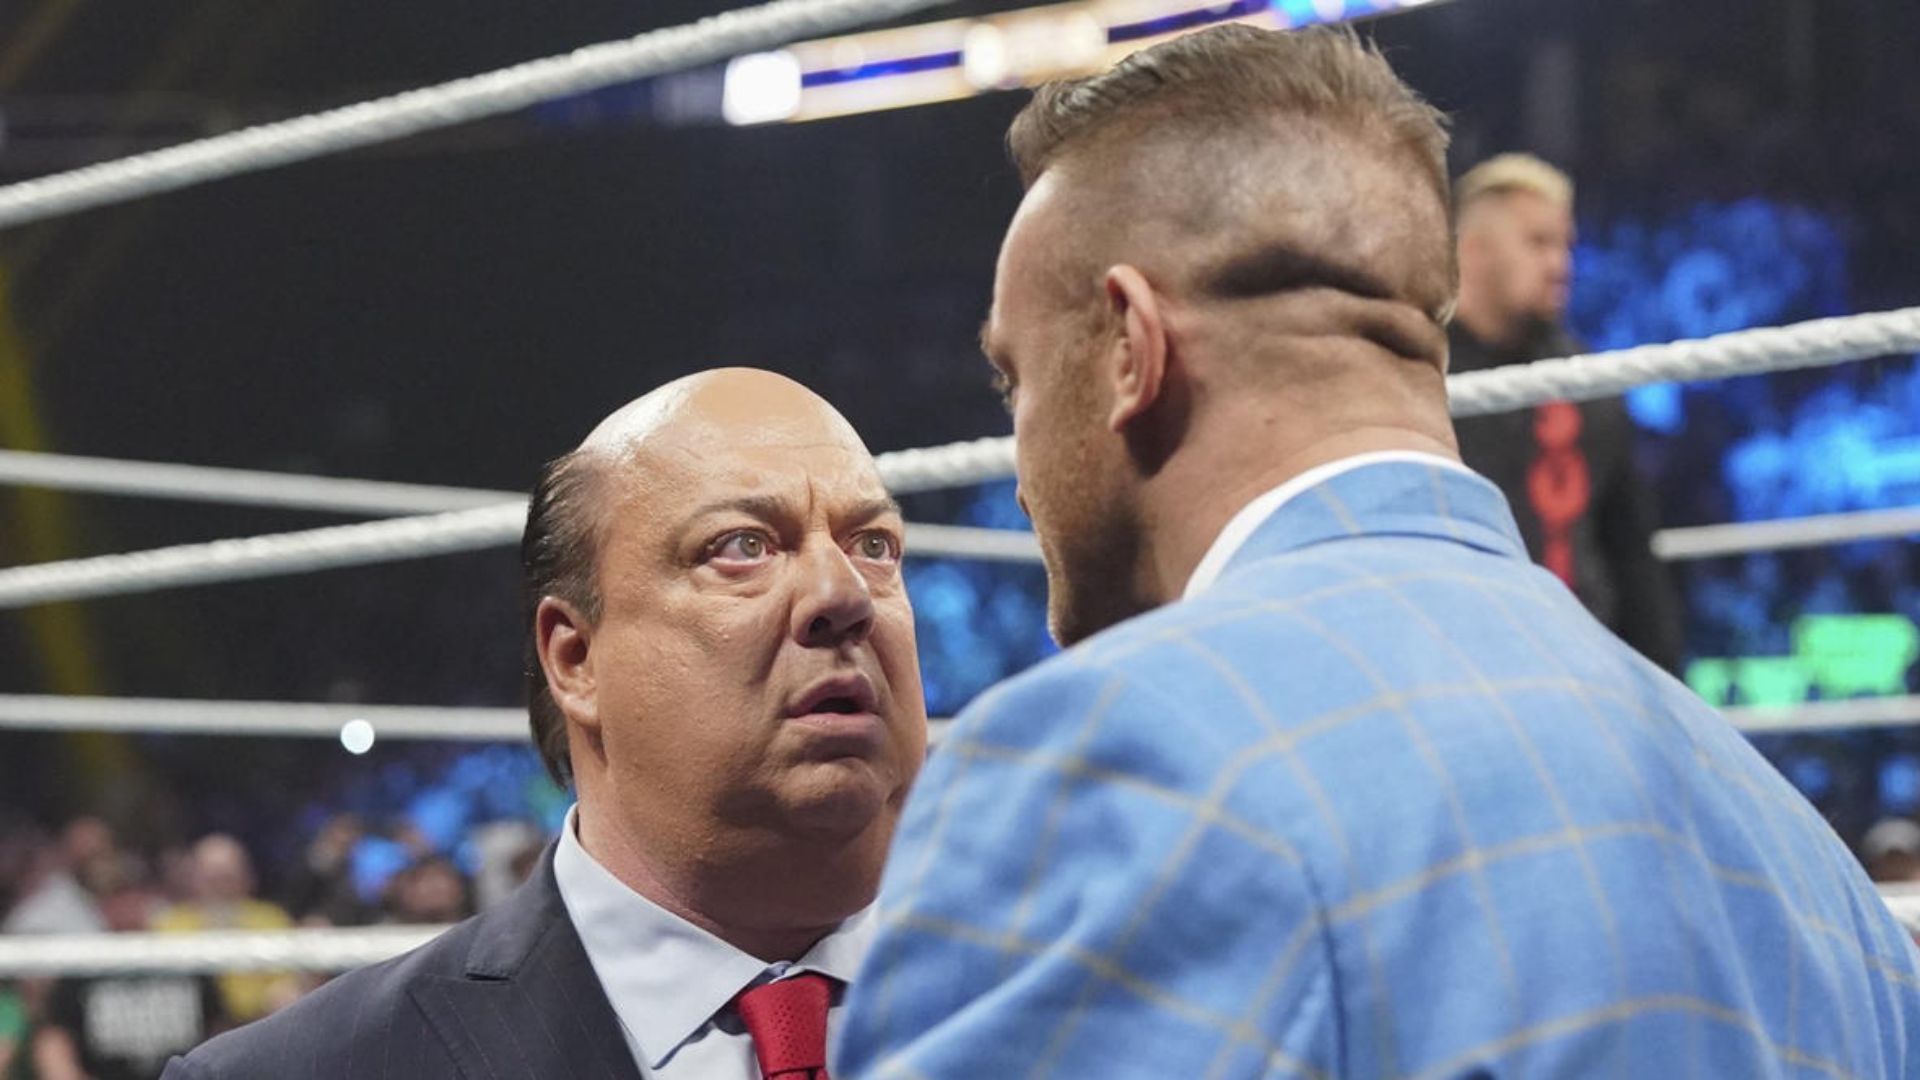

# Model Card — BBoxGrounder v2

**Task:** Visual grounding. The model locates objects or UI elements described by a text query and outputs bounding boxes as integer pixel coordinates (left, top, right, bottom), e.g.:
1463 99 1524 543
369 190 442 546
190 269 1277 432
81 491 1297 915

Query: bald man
165 369 929 1080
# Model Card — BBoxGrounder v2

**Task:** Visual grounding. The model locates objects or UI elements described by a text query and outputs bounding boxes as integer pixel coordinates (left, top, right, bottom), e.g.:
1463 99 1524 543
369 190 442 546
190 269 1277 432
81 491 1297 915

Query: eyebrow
685 493 902 526
846 495 905 524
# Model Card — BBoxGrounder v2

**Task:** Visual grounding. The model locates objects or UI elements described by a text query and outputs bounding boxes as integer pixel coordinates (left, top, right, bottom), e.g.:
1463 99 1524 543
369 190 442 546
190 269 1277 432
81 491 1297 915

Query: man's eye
854 532 900 562
712 531 773 561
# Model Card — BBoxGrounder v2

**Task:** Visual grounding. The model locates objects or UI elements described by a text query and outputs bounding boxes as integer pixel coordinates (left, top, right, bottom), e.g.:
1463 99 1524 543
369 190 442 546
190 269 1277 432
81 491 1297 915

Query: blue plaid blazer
838 460 1920 1079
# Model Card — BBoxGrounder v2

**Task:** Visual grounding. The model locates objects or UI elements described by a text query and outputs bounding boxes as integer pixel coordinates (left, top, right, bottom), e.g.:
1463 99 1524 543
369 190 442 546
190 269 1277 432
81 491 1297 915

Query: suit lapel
409 846 642 1080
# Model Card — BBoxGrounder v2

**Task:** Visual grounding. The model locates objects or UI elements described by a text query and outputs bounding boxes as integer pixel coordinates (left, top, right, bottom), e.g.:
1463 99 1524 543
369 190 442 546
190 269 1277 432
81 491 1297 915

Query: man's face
985 181 1145 646
192 838 253 905
583 389 927 860
1463 189 1575 326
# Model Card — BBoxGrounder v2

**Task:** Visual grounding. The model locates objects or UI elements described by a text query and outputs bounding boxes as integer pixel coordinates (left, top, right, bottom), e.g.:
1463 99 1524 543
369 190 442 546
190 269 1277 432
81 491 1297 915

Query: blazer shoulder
175 917 484 1076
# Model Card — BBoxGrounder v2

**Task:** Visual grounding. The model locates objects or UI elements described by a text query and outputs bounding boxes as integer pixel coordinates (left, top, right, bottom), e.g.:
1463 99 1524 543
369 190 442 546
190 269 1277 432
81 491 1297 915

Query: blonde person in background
1449 153 1684 673
151 835 295 1024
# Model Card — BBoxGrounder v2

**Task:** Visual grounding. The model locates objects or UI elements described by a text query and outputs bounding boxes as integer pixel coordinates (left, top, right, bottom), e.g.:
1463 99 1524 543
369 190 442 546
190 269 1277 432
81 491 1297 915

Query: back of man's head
1006 24 1455 328
985 25 1459 645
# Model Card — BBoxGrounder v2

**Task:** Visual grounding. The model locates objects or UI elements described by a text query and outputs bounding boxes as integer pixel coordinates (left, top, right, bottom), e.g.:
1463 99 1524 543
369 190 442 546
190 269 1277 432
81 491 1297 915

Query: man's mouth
788 673 880 719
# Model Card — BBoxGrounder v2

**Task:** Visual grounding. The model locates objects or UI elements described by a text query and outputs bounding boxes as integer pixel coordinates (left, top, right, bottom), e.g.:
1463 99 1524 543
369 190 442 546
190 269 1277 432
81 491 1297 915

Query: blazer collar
1218 458 1527 586
408 844 642 1080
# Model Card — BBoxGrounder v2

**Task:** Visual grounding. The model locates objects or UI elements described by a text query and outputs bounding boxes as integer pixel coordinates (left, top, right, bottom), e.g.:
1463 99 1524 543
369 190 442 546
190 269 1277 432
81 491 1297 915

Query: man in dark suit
1447 153 1685 672
165 367 929 1078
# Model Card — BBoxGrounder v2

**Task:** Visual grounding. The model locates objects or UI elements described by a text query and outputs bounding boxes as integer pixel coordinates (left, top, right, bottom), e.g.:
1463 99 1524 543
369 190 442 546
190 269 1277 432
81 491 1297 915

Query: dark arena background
1 0 1918 1061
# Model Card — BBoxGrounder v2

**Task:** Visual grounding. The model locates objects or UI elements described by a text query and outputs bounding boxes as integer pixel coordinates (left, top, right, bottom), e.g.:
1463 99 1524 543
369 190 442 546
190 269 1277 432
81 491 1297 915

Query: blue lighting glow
907 480 1055 716
1881 754 1920 816
1272 0 1399 27
1570 197 1920 833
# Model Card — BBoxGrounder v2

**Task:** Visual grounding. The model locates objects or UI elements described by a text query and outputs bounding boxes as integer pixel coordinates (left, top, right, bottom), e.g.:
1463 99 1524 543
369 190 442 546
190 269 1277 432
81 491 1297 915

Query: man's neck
572 795 868 963
1138 422 1458 608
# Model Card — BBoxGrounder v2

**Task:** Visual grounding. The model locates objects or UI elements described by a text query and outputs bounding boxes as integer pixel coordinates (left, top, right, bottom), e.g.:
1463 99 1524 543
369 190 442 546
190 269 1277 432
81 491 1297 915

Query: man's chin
1049 586 1147 648
779 762 897 838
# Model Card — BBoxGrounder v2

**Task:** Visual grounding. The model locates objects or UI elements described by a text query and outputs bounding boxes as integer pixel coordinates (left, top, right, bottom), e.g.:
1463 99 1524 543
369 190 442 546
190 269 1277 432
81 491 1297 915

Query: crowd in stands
6 788 1920 1077
0 812 542 1079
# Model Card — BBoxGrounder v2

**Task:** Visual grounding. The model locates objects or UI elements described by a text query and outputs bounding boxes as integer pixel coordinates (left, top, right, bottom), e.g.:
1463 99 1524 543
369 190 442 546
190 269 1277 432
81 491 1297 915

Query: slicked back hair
520 450 607 788
1009 24 1447 198
1007 24 1455 323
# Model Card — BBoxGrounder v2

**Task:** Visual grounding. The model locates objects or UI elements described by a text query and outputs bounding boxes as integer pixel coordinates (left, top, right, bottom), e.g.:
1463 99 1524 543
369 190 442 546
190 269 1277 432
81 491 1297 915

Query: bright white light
1058 13 1107 70
723 51 804 126
1311 0 1347 19
340 718 376 755
961 24 1011 90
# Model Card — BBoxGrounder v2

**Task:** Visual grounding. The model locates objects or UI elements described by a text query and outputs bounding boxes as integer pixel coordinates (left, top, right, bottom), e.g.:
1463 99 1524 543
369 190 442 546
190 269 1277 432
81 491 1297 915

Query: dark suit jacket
161 847 640 1079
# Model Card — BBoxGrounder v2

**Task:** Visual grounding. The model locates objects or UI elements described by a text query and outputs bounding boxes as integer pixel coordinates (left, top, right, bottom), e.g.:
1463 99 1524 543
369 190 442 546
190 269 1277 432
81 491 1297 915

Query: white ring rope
0 0 961 230
3 890 1916 976
1444 306 1920 417
0 692 1900 741
0 695 528 741
0 442 1025 513
1718 695 1920 736
1887 886 1920 934
2 442 1903 565
1652 506 1920 562
0 503 529 609
0 449 518 517
5 307 1918 608
0 695 957 743
0 927 447 976
0 514 1039 609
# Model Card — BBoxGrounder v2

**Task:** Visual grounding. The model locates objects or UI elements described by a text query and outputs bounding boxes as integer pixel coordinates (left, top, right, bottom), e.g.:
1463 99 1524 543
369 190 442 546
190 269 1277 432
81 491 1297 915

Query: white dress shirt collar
1183 450 1475 599
552 805 874 1071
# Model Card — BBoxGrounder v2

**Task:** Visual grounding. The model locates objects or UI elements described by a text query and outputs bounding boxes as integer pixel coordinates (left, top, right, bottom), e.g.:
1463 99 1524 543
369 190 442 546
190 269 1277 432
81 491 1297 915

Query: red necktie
735 972 835 1080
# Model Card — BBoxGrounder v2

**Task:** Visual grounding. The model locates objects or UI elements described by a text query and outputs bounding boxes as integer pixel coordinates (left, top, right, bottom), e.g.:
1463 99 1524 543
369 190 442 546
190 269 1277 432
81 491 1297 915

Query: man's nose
792 541 875 648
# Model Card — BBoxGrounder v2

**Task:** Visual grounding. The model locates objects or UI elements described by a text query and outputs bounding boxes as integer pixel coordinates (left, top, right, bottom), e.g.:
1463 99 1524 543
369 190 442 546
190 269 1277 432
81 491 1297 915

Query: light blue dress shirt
553 806 873 1077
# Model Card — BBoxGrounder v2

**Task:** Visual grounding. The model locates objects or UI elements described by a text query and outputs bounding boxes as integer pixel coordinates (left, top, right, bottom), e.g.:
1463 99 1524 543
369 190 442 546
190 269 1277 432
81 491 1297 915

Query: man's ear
1101 264 1168 433
535 596 598 734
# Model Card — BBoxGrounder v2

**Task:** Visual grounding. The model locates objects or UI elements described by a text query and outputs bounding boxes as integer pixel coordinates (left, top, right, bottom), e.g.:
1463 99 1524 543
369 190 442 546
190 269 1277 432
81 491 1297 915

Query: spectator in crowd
1449 153 1686 673
2 826 103 937
151 835 294 1024
470 821 543 912
382 856 472 925
1864 818 1920 884
281 815 370 927
33 859 224 1080
60 818 118 885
